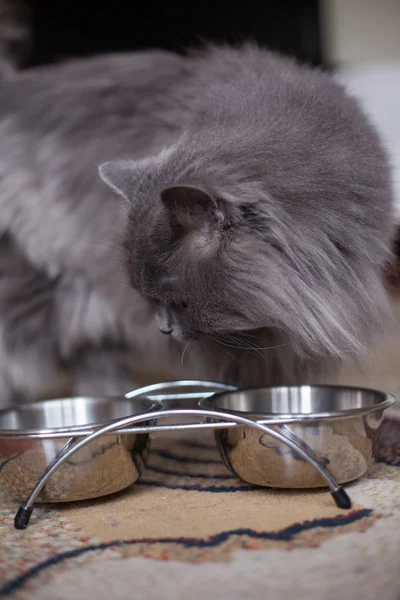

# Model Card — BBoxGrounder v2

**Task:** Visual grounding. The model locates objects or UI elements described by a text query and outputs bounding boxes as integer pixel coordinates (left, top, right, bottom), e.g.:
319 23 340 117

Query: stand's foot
331 487 351 510
14 506 33 530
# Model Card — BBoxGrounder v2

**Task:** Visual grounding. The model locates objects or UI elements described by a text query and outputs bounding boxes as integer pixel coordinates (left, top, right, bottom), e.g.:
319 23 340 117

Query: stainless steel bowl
0 395 162 502
199 385 395 488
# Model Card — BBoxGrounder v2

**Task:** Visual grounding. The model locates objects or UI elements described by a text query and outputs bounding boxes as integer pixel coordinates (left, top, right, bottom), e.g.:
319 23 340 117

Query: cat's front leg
0 234 65 407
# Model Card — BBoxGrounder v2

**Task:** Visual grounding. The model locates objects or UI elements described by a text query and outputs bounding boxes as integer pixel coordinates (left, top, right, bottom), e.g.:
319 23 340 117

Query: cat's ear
161 186 226 230
98 160 140 201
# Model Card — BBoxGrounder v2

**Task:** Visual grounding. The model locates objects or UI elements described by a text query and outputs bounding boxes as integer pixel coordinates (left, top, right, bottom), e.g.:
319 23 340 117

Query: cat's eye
169 295 189 310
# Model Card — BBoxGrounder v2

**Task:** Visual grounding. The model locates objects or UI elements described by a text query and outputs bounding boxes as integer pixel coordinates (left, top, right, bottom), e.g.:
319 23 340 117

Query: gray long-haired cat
0 44 395 406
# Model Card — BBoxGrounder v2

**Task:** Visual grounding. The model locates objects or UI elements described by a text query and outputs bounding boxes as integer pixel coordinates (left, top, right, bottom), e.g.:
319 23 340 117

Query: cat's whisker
218 333 290 354
216 337 253 351
232 330 264 339
211 337 239 363
223 332 286 351
215 336 262 355
180 335 196 367
232 338 268 362
245 342 290 351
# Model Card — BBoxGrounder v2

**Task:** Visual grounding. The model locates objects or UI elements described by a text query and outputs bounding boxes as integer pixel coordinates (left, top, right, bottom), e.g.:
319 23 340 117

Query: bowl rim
0 395 164 438
198 384 396 422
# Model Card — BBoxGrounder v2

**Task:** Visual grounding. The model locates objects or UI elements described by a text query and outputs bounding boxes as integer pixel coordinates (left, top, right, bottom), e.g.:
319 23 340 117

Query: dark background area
23 0 322 68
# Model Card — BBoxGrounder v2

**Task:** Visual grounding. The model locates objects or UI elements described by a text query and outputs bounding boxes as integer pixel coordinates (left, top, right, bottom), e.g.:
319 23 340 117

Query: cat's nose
159 325 173 335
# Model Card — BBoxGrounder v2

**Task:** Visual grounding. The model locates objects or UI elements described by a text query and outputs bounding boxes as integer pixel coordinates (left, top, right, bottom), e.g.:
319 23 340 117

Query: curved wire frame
14 405 351 530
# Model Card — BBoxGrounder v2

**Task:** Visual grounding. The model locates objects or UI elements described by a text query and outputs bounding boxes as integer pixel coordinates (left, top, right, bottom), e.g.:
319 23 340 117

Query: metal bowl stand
14 381 352 530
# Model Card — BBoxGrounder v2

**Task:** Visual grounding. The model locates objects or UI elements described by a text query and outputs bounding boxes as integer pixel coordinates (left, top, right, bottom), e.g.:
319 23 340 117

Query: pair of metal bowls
0 382 395 507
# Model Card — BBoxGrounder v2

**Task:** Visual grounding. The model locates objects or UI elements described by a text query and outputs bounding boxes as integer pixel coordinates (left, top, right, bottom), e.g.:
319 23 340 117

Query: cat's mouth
156 311 268 347
158 325 199 344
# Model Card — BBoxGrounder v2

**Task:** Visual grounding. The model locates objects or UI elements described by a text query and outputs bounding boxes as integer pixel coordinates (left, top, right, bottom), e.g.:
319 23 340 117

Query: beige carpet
1 327 400 599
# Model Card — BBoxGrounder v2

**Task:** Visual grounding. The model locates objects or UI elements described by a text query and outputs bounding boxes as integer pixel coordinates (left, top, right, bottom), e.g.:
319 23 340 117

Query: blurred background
1 0 399 238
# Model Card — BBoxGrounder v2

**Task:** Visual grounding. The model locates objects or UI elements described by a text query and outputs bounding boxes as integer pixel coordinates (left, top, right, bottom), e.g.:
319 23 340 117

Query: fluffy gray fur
0 45 395 406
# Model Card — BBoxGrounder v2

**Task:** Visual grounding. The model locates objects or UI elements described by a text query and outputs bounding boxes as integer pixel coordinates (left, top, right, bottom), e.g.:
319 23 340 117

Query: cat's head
99 121 392 361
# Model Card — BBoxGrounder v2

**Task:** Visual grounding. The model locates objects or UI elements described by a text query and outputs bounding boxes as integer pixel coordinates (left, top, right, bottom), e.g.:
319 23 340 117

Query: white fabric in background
335 63 400 222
